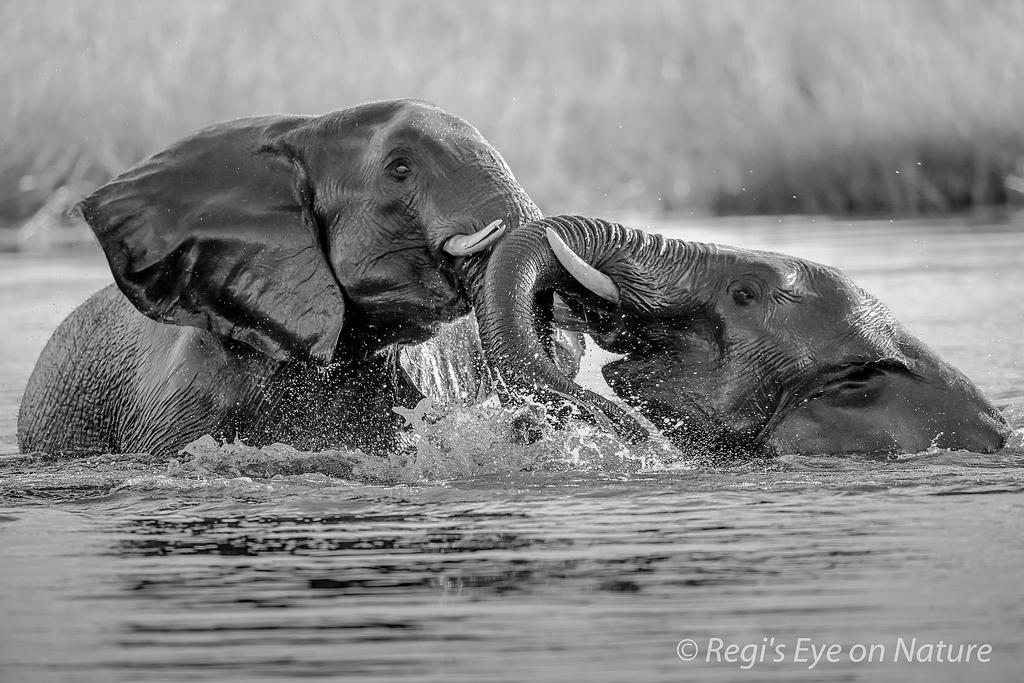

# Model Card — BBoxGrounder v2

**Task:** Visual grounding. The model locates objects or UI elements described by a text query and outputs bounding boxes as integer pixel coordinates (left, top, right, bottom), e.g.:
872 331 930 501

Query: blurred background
2 0 1024 245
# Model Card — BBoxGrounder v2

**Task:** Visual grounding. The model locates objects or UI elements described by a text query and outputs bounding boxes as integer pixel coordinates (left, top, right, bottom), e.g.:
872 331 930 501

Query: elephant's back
18 284 143 454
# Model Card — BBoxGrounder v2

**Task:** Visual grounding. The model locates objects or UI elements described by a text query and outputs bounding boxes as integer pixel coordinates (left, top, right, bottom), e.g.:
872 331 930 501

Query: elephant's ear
79 115 346 364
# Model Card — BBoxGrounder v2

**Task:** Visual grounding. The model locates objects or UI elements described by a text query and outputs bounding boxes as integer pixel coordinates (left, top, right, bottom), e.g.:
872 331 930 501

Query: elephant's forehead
315 100 484 152
385 105 483 145
731 246 852 284
715 246 814 285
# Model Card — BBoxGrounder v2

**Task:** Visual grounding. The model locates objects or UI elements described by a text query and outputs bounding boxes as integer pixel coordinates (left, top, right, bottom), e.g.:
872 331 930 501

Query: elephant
475 215 1010 457
17 99 551 457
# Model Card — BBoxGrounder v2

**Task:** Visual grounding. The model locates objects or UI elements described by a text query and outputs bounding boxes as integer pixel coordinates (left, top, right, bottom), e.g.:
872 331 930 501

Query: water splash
162 394 694 485
391 395 693 480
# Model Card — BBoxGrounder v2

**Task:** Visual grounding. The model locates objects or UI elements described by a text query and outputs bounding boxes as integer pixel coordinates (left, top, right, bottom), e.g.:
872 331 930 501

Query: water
2 216 1024 682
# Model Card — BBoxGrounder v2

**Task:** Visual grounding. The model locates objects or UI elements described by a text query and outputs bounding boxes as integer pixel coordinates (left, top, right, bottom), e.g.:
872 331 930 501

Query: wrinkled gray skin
18 100 560 457
477 216 1009 457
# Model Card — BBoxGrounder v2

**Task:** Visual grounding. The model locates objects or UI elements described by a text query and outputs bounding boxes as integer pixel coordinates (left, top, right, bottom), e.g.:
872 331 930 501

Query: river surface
1 216 1023 682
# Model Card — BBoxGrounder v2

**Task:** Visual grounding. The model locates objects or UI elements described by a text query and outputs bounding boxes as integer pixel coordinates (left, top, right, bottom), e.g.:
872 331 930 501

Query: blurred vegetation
1 0 1023 224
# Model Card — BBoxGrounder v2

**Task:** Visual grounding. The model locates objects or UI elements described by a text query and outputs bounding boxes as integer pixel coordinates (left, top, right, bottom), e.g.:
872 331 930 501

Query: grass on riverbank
2 0 1023 223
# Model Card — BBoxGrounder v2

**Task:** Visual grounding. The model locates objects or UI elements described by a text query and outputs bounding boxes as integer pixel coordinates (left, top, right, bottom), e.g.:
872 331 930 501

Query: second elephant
476 216 1009 456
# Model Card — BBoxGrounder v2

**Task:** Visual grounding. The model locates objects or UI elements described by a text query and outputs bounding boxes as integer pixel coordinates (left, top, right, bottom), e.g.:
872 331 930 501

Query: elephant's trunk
475 215 659 440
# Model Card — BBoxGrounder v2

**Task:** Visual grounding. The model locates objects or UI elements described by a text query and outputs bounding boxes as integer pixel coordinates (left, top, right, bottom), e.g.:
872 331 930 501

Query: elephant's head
477 216 1010 456
79 99 540 363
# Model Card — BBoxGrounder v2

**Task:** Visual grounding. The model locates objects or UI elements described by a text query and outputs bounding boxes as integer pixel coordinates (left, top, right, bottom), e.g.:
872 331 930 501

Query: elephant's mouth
369 221 498 345
416 295 471 326
645 396 773 459
602 365 770 459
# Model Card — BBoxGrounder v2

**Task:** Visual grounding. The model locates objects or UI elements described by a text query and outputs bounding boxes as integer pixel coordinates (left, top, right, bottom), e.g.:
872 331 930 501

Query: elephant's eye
730 284 757 306
386 159 413 180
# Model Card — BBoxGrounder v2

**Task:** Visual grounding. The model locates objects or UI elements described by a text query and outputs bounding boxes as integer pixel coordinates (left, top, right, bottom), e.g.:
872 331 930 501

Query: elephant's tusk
545 227 620 304
443 219 505 256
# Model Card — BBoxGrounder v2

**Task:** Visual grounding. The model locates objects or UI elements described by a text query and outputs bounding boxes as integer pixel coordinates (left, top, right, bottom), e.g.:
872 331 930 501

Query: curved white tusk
443 219 506 256
545 227 620 304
